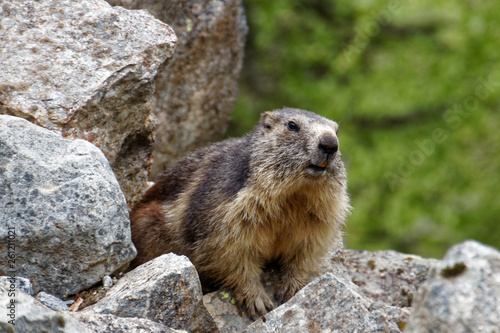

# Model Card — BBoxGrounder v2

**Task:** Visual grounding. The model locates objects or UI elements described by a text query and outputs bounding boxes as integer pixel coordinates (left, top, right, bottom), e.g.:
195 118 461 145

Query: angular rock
200 289 250 333
0 115 136 297
246 273 406 333
200 267 283 332
203 247 420 332
186 298 220 333
84 253 202 330
405 240 500 333
246 271 408 333
0 0 177 207
107 0 248 178
0 276 33 296
339 249 439 307
0 280 89 333
72 312 183 333
36 292 70 311
101 276 113 291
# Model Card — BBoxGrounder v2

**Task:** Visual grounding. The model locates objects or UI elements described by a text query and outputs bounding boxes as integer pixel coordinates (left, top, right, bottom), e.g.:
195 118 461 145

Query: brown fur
130 108 351 319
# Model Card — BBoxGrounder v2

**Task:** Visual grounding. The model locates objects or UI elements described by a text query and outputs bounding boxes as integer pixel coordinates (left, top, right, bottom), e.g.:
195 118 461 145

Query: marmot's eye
287 121 299 131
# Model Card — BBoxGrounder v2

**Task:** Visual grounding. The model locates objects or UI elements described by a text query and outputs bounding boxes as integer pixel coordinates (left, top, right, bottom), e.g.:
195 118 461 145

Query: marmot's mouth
307 164 327 173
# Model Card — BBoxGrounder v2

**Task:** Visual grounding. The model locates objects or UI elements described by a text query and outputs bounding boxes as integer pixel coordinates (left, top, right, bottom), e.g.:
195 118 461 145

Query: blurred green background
227 0 500 258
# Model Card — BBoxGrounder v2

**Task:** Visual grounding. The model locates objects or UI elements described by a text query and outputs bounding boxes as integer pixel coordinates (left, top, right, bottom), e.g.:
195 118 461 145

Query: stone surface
0 276 33 296
186 298 220 333
201 247 428 332
107 0 248 179
72 312 183 333
84 253 202 330
201 289 251 333
340 249 439 307
0 0 177 207
405 240 500 333
102 276 113 291
0 115 136 297
246 273 407 333
36 292 70 311
0 280 89 333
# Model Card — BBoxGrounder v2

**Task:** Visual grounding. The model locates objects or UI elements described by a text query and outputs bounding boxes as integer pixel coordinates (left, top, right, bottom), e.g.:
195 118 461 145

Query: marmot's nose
318 135 339 156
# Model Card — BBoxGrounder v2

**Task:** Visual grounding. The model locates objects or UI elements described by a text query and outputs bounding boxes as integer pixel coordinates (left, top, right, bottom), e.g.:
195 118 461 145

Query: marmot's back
130 108 351 319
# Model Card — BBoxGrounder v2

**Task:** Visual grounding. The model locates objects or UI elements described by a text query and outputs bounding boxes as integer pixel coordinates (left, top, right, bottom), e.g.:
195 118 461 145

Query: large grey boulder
84 253 202 330
0 0 177 207
106 0 248 178
339 249 439 307
199 247 433 332
72 312 183 333
0 115 136 297
0 280 89 333
246 273 407 333
405 240 500 332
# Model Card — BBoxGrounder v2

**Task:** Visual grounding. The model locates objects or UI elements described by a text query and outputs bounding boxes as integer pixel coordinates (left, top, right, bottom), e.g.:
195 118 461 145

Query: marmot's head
251 108 344 186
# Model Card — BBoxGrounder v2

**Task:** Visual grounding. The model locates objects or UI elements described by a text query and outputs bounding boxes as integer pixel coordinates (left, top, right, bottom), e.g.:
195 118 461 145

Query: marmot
130 108 351 319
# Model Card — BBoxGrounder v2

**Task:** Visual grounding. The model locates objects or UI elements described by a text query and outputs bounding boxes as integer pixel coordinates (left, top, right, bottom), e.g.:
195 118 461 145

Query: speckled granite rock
185 297 220 333
0 276 33 296
106 0 248 179
0 0 177 207
72 312 184 333
83 253 202 330
0 280 89 333
197 289 250 333
202 247 433 332
0 115 136 297
338 249 439 307
246 273 407 333
36 292 70 312
405 240 500 333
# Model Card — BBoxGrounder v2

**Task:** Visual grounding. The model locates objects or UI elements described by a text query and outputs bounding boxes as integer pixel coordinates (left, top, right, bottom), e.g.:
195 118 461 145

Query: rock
0 276 33 296
186 298 220 333
106 0 248 178
0 115 136 297
201 247 425 332
102 276 113 291
199 289 251 333
0 0 177 207
36 292 70 311
72 312 184 333
246 273 407 333
339 249 439 307
84 253 202 330
199 265 286 332
200 268 283 333
0 280 90 333
405 240 500 333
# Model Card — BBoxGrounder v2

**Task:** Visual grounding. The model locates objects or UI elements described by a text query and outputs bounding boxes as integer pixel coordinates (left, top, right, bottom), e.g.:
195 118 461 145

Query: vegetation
229 0 500 258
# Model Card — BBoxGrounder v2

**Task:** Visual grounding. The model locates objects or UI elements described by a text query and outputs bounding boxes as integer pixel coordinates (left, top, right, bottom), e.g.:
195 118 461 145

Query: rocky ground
2 238 500 332
1 1 499 332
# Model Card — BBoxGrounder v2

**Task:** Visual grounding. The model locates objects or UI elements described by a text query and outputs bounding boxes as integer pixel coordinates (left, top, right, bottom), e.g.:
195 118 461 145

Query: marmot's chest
245 198 328 261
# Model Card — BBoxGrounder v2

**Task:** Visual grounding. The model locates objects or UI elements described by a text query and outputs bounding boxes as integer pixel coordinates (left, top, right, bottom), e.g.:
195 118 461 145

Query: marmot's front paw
275 277 307 304
235 288 274 320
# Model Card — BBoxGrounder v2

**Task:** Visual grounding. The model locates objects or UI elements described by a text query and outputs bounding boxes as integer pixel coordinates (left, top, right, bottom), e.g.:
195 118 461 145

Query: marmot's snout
319 134 339 157
309 133 339 172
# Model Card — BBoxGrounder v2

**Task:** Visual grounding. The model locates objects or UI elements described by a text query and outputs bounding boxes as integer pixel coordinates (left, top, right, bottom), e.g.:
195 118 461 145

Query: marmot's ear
260 111 276 130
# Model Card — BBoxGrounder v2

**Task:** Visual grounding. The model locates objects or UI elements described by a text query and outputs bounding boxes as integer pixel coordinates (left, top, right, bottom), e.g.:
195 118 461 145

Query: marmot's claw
236 289 274 321
275 278 305 304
